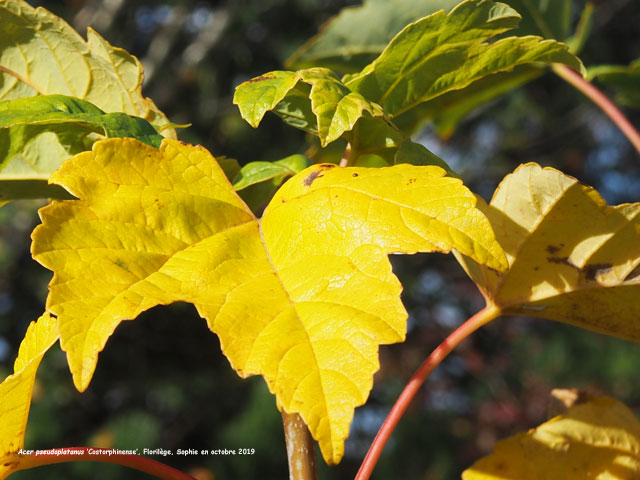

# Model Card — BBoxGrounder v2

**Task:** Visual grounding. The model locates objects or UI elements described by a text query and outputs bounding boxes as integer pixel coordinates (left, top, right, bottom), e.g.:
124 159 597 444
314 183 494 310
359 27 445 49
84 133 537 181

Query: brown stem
552 63 640 156
355 305 501 480
5 447 196 480
282 411 318 480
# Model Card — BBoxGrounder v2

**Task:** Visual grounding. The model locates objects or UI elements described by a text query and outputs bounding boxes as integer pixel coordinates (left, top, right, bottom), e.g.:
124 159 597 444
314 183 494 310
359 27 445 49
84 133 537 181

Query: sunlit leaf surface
32 138 506 463
0 0 173 133
234 68 383 146
345 0 584 117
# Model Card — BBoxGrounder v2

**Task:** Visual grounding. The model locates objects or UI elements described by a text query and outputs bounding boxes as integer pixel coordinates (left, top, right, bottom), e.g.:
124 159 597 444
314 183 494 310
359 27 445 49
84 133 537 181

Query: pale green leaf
335 116 453 173
345 0 585 117
31 138 506 464
270 82 318 134
0 0 175 203
233 154 310 190
232 154 311 214
463 395 640 480
234 68 384 146
287 0 580 137
0 313 59 479
299 69 384 145
285 0 462 72
232 71 301 127
0 0 174 135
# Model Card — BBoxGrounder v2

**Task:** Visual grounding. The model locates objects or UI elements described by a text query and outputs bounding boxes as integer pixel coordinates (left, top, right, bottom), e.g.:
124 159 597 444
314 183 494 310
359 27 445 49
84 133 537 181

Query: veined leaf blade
346 0 584 117
232 154 310 190
32 137 505 465
233 71 301 127
0 1 174 136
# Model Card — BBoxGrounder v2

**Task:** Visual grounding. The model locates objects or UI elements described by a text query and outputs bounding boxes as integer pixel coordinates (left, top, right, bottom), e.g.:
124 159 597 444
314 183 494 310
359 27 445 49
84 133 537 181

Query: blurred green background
1 0 640 478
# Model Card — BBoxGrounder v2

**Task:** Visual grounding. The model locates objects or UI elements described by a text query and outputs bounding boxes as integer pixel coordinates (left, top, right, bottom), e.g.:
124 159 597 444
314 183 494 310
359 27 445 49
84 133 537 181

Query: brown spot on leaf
547 257 613 281
486 266 501 274
303 170 323 187
246 73 276 84
546 244 564 254
303 164 335 186
583 263 612 281
408 178 416 184
352 173 359 177
547 256 573 267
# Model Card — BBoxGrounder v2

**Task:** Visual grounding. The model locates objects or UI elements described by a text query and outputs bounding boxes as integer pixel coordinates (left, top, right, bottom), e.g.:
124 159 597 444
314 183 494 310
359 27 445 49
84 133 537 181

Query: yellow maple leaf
0 313 59 479
31 137 506 463
463 395 640 479
455 162 640 341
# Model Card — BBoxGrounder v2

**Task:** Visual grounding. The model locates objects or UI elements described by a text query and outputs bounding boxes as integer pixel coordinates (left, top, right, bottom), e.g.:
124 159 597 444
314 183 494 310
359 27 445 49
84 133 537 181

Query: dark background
1 0 639 478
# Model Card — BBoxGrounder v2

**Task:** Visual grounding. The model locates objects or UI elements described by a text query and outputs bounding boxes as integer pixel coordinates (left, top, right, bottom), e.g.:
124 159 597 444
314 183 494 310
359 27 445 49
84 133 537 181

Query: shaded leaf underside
455 163 640 342
588 59 640 108
463 395 640 479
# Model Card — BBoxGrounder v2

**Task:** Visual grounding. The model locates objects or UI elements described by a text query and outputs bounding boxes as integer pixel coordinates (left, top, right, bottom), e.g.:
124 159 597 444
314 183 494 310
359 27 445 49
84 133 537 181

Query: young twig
356 305 501 480
552 63 640 156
